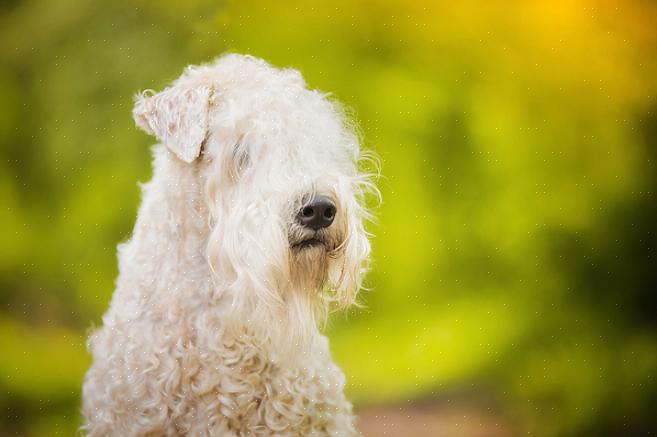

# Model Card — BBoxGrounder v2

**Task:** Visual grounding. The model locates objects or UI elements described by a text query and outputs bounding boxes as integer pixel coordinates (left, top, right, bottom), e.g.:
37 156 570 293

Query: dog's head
133 54 378 354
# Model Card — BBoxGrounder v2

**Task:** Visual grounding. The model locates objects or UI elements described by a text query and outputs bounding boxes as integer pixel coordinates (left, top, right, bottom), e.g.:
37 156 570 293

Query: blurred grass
1 0 657 435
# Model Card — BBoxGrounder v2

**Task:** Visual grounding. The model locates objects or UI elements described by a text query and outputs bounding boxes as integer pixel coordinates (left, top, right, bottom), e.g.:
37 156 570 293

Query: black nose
297 196 337 230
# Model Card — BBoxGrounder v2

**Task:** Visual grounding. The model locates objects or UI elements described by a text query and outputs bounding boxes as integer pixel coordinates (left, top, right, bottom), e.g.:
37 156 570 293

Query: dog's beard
289 244 330 292
288 223 346 292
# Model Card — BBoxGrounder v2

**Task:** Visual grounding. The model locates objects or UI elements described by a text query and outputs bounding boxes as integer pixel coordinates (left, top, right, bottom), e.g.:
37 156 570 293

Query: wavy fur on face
82 54 378 436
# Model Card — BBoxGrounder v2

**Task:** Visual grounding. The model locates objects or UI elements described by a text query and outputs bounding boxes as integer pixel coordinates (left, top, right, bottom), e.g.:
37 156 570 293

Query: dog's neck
111 146 212 320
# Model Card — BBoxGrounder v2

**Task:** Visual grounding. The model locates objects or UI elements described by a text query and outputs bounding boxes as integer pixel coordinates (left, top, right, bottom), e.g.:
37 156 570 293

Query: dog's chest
164 331 352 434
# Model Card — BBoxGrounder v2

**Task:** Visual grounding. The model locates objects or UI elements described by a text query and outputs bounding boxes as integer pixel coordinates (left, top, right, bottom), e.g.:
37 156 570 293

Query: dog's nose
297 196 337 230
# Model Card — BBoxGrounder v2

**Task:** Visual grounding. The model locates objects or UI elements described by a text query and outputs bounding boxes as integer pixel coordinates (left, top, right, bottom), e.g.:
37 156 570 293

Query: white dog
82 54 377 436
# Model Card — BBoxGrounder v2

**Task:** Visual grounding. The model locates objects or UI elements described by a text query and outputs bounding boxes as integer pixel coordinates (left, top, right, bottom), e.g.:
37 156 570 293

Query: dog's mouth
291 237 326 250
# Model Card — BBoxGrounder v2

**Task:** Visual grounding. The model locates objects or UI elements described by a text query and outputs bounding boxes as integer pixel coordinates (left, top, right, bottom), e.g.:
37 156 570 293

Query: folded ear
133 84 213 163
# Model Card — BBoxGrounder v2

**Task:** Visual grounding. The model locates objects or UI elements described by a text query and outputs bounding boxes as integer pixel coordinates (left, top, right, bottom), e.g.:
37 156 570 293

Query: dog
82 54 378 436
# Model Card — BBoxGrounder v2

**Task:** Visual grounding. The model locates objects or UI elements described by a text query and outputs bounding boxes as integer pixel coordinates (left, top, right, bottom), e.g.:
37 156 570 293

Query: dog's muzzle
290 195 339 251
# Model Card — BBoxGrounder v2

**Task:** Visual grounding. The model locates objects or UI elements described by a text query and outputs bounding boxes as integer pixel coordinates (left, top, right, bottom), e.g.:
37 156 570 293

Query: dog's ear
133 85 213 163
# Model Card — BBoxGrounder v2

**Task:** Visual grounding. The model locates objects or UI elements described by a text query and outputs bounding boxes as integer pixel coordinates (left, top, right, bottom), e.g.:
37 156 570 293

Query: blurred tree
1 0 656 435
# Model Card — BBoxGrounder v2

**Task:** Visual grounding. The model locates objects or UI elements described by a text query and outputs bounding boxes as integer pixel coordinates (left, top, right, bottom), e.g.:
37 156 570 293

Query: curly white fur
82 54 377 436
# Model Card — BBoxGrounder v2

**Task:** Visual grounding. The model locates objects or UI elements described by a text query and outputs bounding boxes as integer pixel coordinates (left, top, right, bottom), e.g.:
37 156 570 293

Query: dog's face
133 54 377 352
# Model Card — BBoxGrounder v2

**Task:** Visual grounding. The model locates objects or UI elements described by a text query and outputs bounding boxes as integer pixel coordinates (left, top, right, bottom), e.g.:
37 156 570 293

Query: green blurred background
1 0 656 435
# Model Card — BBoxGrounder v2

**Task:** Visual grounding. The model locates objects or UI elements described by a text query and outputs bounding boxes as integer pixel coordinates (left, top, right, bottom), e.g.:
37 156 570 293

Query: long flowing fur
82 54 377 436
